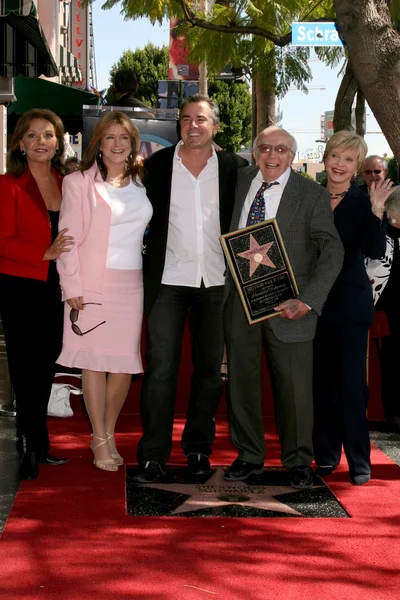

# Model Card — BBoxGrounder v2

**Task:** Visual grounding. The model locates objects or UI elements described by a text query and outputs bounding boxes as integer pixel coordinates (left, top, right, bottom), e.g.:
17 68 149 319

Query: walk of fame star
142 470 304 515
237 235 276 277
127 467 350 518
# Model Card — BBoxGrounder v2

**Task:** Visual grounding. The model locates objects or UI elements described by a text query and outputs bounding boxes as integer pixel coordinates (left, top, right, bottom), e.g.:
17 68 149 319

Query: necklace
330 187 349 200
105 174 130 188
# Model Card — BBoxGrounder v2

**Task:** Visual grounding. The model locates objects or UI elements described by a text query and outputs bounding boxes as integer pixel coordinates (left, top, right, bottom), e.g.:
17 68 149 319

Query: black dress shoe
133 461 166 483
38 453 69 465
350 473 371 485
315 465 336 477
19 452 39 481
224 458 264 481
187 453 211 475
290 465 314 489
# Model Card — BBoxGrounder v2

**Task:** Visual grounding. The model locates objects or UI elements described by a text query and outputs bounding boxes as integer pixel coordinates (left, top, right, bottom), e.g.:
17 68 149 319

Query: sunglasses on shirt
70 302 106 336
364 169 383 175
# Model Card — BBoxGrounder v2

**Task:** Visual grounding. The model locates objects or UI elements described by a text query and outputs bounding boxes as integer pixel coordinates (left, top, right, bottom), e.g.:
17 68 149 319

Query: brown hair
7 109 65 176
323 130 368 172
80 111 143 182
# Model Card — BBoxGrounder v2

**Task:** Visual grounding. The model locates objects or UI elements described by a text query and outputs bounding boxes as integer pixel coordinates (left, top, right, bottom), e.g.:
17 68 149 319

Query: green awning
59 44 82 84
0 0 58 78
8 75 100 134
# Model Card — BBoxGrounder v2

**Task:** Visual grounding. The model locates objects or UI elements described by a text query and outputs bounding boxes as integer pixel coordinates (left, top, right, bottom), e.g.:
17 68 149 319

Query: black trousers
0 273 63 454
379 310 400 420
137 283 225 465
313 321 371 476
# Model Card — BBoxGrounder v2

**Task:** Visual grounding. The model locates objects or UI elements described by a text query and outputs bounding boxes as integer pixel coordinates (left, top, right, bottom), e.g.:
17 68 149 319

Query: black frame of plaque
220 219 299 325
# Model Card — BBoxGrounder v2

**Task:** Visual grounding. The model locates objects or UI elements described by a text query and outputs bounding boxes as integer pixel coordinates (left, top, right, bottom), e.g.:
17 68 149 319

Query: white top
161 141 225 287
238 167 291 228
105 179 152 270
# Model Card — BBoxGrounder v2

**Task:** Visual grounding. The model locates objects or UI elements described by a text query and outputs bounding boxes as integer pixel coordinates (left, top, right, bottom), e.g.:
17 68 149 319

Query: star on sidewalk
140 469 305 516
237 235 276 277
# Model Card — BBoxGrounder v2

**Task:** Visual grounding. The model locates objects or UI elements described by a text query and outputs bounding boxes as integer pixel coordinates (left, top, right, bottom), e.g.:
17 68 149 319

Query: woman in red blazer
0 109 74 480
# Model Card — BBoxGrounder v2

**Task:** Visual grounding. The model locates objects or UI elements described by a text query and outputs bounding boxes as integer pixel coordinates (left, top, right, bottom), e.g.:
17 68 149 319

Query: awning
59 45 82 84
8 75 100 134
0 0 58 78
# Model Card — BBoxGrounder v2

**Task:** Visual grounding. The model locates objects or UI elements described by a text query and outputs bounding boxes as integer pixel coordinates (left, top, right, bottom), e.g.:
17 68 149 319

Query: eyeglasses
364 170 383 175
256 144 293 155
70 303 106 336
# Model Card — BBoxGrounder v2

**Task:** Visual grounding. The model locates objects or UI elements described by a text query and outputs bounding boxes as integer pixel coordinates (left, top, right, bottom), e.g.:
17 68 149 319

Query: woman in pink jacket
57 112 152 472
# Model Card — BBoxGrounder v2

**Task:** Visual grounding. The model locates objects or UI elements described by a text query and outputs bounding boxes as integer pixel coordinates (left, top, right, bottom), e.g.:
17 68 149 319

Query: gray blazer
225 167 344 343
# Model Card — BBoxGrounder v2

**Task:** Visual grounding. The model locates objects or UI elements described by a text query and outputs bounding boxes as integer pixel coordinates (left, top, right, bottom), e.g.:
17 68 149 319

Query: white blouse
105 179 152 270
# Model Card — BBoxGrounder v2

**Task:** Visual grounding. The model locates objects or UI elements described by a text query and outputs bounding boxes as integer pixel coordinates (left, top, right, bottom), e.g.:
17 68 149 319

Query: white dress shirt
161 141 225 287
238 167 292 229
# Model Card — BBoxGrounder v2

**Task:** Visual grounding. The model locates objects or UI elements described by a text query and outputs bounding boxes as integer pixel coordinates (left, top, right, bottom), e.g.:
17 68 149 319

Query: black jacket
142 145 248 315
321 184 387 325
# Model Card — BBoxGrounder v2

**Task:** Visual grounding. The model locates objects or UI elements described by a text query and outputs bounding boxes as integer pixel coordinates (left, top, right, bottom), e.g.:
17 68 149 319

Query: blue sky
92 2 391 158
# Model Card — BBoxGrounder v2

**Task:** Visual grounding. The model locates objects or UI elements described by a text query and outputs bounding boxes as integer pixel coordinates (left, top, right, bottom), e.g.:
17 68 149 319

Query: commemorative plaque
220 219 299 325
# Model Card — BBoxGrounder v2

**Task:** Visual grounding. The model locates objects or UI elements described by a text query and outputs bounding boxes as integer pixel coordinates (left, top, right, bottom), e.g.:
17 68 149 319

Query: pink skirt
57 269 144 374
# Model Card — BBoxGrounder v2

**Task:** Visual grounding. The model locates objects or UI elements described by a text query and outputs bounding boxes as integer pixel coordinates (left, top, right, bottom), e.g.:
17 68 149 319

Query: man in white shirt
223 126 344 489
134 95 247 483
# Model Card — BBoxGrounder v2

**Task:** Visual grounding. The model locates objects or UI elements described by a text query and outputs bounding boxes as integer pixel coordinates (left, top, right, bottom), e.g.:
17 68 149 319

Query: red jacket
0 169 63 281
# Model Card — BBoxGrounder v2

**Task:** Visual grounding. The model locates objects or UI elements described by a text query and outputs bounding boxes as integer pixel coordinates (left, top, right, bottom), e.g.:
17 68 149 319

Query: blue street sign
291 22 345 47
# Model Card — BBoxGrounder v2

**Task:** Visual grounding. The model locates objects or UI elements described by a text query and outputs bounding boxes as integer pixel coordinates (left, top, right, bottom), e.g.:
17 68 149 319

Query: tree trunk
255 74 275 133
355 88 366 137
334 0 400 158
333 61 357 132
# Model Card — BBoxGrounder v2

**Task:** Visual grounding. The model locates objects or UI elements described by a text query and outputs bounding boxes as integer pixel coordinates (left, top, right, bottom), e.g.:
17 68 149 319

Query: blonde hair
80 111 143 182
323 130 367 172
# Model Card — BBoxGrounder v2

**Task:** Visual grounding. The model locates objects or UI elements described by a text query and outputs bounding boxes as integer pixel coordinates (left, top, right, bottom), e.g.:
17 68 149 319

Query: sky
92 2 392 159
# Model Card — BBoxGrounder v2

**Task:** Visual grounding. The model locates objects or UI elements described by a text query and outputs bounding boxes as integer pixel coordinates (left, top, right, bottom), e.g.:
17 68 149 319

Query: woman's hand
66 296 84 310
370 179 394 217
43 228 74 261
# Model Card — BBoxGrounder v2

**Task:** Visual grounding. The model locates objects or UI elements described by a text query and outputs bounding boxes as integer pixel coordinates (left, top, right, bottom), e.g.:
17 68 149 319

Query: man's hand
274 299 310 320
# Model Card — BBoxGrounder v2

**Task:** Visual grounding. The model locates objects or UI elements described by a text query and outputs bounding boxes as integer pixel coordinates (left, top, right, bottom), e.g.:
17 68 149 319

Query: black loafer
187 453 211 475
315 465 336 477
290 465 314 489
351 473 371 486
133 461 166 483
224 458 264 481
38 453 69 465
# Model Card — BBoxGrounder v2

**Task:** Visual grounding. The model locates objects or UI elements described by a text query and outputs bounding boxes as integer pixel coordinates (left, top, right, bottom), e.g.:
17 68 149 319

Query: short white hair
385 186 400 215
362 155 388 170
253 126 297 153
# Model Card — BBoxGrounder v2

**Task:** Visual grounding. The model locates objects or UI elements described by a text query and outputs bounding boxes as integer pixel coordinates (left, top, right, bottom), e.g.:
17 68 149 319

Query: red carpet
1 392 400 600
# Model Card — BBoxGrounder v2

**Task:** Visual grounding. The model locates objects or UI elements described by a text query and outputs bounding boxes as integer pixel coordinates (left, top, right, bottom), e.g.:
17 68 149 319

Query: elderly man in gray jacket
224 126 344 489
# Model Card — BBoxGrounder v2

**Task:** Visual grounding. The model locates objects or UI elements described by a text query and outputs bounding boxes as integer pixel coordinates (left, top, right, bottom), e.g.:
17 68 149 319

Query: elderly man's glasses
70 302 106 336
364 169 383 175
257 144 293 155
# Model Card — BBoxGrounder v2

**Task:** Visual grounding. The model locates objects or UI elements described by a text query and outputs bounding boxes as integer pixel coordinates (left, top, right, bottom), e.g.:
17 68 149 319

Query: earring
21 149 26 156
98 151 102 159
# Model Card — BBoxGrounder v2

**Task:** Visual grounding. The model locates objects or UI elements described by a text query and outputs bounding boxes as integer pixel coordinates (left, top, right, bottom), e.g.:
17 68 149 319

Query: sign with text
220 220 298 325
70 0 89 90
292 22 345 47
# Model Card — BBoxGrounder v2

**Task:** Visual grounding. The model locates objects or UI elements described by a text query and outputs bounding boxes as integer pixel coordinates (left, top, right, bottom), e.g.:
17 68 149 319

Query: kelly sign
292 22 345 47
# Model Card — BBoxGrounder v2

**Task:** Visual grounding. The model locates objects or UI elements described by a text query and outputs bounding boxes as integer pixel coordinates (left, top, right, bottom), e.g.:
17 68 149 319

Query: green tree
105 43 251 150
105 43 169 106
208 80 251 152
96 0 334 131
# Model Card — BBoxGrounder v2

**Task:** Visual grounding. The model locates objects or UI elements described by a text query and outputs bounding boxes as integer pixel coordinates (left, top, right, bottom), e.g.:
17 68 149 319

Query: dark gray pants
224 291 314 468
137 283 225 465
